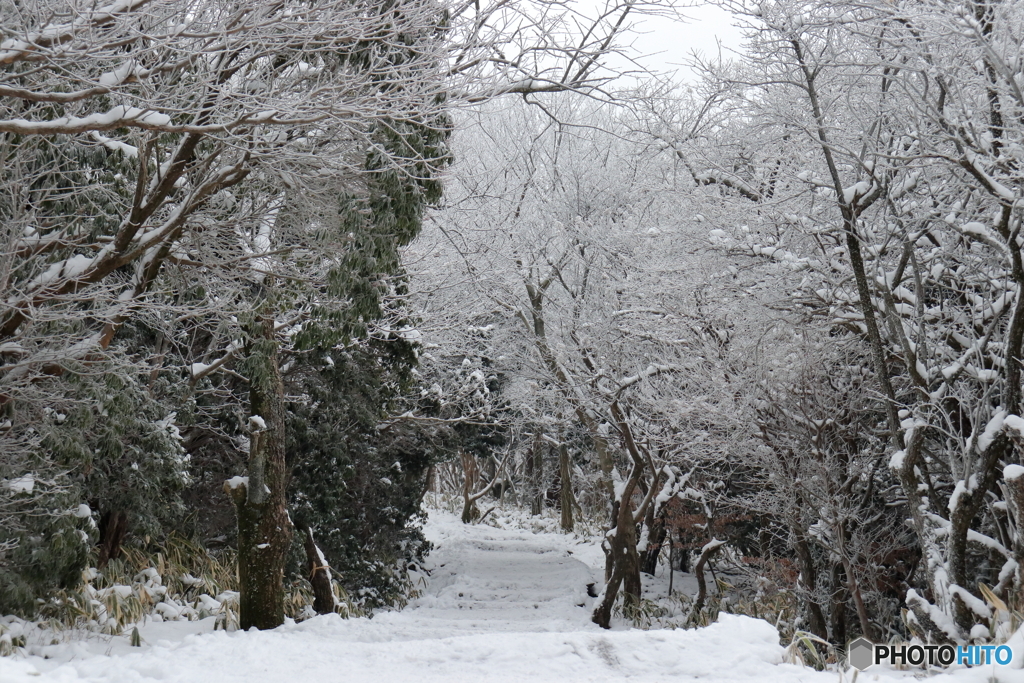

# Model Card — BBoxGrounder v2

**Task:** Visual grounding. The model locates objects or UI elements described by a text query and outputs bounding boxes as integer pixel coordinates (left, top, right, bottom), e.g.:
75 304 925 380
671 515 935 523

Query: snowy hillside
1 509 1020 683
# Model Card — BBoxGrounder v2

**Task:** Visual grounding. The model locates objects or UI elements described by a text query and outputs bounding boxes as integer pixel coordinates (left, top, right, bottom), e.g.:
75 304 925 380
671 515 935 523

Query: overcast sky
602 3 748 82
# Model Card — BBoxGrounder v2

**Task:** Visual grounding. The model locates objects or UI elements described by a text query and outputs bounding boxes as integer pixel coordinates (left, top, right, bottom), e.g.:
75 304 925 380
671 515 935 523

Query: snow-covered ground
1 509 1021 682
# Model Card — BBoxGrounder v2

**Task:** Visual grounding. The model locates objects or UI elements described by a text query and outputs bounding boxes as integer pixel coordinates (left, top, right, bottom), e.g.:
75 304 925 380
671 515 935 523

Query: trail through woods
1 509 1020 682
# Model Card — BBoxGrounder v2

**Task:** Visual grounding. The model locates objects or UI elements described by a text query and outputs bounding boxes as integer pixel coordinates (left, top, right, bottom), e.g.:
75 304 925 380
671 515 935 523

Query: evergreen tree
286 334 435 608
0 353 187 615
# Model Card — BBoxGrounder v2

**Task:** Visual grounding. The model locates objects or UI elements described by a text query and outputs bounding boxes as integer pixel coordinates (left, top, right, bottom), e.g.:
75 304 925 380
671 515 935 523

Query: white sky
635 5 746 74
593 2 749 83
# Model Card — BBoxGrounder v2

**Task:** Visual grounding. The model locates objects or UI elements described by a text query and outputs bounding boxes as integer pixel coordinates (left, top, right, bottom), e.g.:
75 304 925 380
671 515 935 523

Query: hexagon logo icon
848 637 874 671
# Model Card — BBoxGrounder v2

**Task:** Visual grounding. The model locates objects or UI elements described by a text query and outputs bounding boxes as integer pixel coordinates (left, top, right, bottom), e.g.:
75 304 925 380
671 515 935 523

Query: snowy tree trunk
460 451 481 524
592 471 643 629
829 564 848 646
558 444 575 533
592 400 661 628
595 436 614 502
690 539 724 617
1005 467 1024 589
528 433 544 517
840 551 875 641
226 310 292 631
791 525 828 640
641 506 666 576
947 435 1009 632
302 527 336 616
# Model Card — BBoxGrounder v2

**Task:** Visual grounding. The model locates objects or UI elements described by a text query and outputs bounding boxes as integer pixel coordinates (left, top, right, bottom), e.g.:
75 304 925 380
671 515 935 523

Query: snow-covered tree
0 0 681 625
412 93 765 626
672 0 1024 641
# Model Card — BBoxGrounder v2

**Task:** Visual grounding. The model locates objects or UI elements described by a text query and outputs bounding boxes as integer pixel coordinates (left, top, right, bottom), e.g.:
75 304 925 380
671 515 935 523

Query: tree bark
595 435 613 502
559 444 575 532
302 527 336 616
667 540 675 596
592 462 644 628
528 432 544 516
691 540 725 616
97 509 128 569
641 509 667 576
592 401 660 628
841 553 875 641
829 563 848 645
226 309 292 631
460 451 480 523
792 523 829 640
1004 470 1024 589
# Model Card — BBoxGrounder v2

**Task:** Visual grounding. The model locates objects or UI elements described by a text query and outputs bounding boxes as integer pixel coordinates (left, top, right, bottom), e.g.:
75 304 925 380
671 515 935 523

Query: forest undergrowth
0 532 363 657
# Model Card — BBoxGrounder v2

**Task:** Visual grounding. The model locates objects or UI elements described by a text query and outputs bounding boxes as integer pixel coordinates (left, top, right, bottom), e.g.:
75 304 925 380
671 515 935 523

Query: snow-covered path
389 519 597 635
0 510 1019 682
